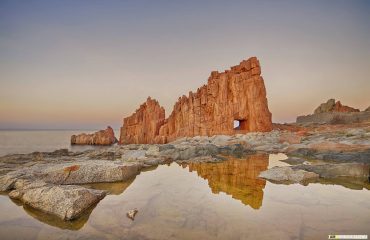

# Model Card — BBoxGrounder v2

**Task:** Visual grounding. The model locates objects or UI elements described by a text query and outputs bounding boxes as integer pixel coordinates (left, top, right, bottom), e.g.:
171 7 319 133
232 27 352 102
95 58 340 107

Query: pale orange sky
1 1 369 129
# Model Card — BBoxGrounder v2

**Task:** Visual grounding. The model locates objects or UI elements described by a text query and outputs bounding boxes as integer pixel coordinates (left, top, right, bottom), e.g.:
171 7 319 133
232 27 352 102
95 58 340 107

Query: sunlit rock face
186 154 269 209
314 99 360 114
297 99 369 124
120 98 165 144
71 126 117 145
120 57 272 144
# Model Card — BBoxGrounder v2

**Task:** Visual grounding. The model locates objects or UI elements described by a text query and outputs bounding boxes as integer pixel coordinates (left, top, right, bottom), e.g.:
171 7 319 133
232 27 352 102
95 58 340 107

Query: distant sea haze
0 129 120 156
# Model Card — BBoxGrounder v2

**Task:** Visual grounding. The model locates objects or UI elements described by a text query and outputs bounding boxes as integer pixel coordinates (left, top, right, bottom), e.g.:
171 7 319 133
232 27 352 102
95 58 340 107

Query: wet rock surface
293 163 369 178
280 157 308 165
40 161 142 185
260 162 369 185
9 181 106 220
259 167 319 184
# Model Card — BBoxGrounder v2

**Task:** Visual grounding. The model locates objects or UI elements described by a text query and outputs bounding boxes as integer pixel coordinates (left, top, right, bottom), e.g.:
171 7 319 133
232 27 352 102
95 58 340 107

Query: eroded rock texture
120 57 272 144
297 99 369 124
120 98 165 144
71 126 117 145
314 99 360 114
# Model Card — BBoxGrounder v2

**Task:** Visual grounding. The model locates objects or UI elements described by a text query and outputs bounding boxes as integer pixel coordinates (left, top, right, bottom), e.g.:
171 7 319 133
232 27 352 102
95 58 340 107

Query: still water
0 130 120 157
0 154 369 240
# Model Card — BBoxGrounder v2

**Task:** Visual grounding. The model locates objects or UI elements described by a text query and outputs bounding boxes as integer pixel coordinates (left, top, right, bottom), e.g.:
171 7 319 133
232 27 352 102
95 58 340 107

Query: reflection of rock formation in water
186 154 268 209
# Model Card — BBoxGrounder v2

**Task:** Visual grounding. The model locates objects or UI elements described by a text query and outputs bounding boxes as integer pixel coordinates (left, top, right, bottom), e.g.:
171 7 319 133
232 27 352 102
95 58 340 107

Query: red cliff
120 97 165 144
120 57 272 144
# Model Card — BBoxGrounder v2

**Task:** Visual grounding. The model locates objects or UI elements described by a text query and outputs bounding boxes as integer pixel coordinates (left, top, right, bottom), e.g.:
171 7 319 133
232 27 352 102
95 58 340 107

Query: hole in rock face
234 119 247 130
234 120 240 129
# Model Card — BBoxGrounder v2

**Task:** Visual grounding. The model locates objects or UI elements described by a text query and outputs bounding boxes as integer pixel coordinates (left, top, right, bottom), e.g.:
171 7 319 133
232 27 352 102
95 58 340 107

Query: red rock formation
120 97 165 144
120 57 272 144
71 126 117 145
314 99 359 114
333 101 360 113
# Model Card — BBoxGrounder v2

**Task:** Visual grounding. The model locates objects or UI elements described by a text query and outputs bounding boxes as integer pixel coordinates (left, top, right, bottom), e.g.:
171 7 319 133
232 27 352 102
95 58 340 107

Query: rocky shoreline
0 123 369 221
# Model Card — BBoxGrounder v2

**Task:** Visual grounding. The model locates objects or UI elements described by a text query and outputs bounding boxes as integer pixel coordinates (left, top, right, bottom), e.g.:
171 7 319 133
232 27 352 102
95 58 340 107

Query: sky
0 0 369 130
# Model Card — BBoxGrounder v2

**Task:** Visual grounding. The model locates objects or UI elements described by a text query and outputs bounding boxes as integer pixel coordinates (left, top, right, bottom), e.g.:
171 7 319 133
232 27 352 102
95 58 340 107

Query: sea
0 130 120 157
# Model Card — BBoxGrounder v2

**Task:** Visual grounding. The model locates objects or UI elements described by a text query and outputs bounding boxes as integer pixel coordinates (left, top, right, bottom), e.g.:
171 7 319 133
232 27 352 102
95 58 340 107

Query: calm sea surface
0 130 120 157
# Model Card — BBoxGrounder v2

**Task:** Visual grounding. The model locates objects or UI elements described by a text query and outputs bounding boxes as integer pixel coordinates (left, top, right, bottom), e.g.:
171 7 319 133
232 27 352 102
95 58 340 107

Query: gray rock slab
9 182 106 220
259 166 319 183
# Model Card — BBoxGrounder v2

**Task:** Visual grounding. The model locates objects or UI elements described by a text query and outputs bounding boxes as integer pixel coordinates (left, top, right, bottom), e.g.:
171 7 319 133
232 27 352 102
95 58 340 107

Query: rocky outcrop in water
71 126 117 145
120 57 272 144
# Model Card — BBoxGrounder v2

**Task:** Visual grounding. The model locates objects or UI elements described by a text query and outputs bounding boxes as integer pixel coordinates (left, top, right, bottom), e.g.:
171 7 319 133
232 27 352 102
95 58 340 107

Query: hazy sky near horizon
1 0 369 130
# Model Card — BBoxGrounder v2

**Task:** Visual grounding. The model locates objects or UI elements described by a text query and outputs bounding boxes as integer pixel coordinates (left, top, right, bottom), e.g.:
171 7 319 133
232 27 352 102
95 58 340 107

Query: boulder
0 160 142 190
293 163 369 178
38 161 142 185
9 182 106 220
71 126 117 145
259 167 319 183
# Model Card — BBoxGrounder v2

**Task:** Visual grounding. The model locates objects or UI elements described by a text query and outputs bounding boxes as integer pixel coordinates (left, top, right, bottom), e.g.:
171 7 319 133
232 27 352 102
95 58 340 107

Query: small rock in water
127 208 138 220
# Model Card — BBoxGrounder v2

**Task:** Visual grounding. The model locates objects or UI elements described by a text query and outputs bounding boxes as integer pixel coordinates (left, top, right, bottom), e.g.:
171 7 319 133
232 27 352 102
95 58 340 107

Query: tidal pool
0 154 369 239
